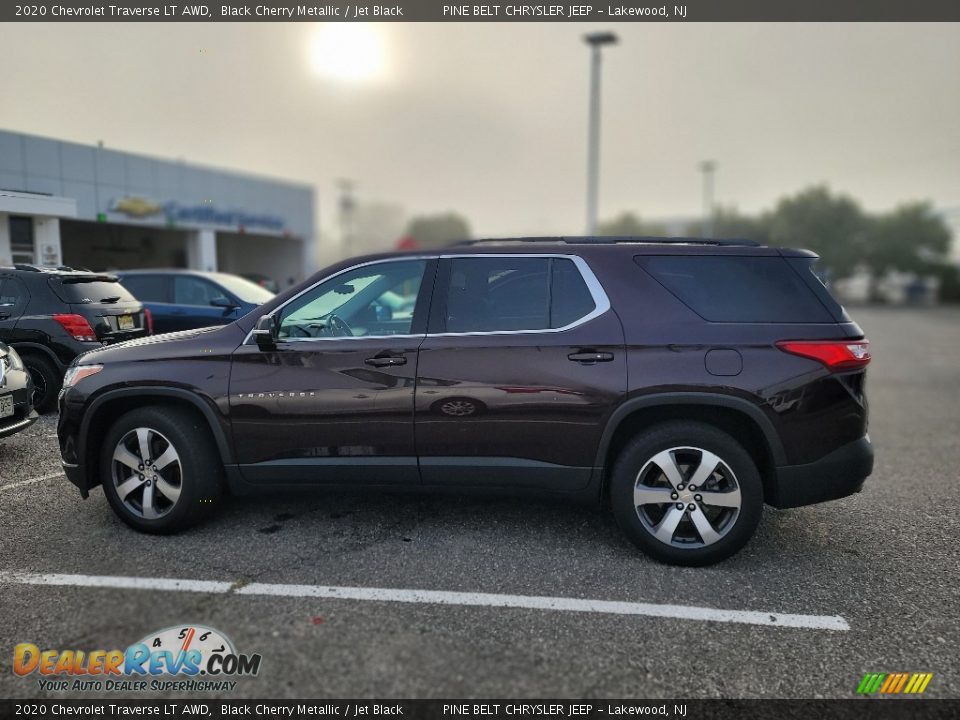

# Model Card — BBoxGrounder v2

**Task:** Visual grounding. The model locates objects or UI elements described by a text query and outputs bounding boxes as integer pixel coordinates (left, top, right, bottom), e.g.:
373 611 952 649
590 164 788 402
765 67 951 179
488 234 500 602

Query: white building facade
0 130 316 288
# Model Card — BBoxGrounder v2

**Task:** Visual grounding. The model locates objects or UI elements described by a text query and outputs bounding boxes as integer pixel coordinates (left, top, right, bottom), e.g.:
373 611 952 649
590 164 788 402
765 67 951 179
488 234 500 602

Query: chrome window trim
430 253 610 337
242 256 434 345
243 253 610 345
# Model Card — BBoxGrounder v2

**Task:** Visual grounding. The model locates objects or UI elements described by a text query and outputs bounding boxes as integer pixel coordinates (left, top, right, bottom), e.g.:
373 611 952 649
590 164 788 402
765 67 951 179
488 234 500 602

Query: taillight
52 314 98 342
144 308 154 335
776 339 870 371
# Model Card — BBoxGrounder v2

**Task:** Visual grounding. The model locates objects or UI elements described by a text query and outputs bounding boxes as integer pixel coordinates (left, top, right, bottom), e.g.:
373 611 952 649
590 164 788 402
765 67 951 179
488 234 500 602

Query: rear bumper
767 435 874 509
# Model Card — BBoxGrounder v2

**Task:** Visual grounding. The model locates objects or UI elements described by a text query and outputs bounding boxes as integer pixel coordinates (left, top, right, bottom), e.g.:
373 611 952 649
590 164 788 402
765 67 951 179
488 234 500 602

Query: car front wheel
610 421 763 566
100 406 223 534
22 354 60 413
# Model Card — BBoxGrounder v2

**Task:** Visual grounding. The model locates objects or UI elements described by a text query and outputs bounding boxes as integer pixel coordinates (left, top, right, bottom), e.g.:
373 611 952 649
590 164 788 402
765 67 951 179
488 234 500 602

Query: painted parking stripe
0 571 232 594
0 571 849 631
0 471 64 492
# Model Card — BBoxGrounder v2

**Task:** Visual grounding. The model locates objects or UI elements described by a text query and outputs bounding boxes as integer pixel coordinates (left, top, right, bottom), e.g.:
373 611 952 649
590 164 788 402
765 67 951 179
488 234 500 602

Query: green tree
767 186 867 280
863 202 952 297
404 213 471 249
597 212 667 237
688 205 770 242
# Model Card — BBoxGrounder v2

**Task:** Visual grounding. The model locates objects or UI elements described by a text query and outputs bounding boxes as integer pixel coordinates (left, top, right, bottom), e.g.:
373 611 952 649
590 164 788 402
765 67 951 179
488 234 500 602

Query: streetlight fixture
584 31 618 236
699 160 716 238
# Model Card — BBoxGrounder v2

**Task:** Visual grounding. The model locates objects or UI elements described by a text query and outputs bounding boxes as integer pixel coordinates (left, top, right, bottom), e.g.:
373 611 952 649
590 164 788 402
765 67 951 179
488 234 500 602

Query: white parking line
0 570 850 631
0 471 64 492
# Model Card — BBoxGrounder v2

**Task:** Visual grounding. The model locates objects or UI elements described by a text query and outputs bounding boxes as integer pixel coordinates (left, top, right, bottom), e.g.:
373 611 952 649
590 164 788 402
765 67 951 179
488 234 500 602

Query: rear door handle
365 355 407 367
568 351 614 363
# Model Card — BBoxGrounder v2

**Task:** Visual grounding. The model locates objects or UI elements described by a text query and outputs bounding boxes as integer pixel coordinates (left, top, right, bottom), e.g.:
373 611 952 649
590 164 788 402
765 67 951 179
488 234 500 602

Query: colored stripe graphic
856 674 874 693
857 672 933 694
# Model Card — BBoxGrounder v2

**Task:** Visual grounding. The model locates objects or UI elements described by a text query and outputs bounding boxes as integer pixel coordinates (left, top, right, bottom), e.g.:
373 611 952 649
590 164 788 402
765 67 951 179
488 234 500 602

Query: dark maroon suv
57 238 873 565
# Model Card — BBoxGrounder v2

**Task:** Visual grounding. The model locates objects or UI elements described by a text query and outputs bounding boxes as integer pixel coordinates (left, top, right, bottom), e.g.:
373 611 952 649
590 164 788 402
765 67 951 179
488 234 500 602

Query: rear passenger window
444 257 596 332
637 255 834 323
0 278 24 307
120 275 168 302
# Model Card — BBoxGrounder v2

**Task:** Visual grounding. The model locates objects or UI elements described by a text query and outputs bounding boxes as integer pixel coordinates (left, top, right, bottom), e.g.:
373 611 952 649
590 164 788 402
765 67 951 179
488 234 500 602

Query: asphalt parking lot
1 307 958 700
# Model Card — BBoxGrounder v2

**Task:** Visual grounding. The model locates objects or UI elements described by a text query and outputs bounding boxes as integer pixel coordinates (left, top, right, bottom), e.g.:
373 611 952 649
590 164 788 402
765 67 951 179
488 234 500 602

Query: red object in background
396 235 418 251
144 308 154 335
52 314 97 342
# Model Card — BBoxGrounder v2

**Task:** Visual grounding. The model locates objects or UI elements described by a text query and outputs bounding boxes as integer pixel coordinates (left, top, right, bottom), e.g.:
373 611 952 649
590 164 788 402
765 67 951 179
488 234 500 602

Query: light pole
584 31 618 236
699 160 716 238
336 178 356 257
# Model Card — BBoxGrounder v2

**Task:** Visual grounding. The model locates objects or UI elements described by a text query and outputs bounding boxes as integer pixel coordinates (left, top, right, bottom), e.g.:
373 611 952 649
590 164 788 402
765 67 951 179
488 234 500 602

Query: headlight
4 347 24 371
62 364 104 388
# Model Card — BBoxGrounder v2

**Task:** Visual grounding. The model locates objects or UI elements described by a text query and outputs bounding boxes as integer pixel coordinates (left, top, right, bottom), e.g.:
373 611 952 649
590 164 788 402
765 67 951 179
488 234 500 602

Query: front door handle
365 355 407 367
568 351 614 363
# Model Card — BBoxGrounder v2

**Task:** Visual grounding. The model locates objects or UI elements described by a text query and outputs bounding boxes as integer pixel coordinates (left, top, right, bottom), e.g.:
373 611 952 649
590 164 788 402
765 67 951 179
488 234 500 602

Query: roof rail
453 236 763 248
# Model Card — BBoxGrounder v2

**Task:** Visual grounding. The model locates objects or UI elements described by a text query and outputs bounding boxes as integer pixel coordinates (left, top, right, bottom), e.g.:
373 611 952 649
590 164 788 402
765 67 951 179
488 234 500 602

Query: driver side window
278 260 427 339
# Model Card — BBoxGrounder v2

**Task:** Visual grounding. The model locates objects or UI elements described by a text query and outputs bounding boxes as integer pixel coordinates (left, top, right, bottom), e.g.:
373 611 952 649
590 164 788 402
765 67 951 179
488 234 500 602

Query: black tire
22 353 60 413
610 421 763 566
100 406 223 534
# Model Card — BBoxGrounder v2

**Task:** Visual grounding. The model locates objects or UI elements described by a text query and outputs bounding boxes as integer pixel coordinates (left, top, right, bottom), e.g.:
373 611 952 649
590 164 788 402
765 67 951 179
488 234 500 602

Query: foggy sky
1 22 958 247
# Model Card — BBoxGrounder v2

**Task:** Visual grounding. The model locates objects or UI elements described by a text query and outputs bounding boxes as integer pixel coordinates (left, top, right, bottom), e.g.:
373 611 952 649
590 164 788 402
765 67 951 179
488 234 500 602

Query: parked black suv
0 266 149 411
57 238 873 565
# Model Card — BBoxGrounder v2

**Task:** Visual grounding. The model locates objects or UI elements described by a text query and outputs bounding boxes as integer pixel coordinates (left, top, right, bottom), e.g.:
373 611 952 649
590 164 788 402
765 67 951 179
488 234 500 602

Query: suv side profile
0 266 149 411
57 238 873 566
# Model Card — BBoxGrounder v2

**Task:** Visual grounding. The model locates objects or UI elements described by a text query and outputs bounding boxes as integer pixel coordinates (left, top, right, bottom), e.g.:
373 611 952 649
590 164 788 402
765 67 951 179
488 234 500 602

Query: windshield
209 273 276 304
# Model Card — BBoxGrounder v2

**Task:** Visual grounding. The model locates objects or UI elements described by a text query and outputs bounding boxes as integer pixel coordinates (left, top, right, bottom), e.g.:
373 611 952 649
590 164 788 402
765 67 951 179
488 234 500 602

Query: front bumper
61 459 87 497
767 435 874 509
0 409 38 439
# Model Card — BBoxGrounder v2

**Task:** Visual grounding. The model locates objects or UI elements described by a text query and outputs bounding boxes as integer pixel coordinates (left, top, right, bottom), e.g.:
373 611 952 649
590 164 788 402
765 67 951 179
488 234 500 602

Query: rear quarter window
636 255 836 323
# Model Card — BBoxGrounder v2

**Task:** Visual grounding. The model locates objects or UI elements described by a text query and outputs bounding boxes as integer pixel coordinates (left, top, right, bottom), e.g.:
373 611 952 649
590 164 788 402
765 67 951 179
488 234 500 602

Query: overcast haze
1 22 958 248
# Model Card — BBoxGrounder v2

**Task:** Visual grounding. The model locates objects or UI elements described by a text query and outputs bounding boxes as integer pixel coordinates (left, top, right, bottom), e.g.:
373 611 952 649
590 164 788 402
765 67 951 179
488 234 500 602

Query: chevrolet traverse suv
57 238 873 565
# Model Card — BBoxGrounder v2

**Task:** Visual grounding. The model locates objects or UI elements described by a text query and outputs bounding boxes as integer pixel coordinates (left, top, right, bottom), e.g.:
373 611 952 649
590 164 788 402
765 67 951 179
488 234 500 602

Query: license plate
118 315 135 330
0 395 12 419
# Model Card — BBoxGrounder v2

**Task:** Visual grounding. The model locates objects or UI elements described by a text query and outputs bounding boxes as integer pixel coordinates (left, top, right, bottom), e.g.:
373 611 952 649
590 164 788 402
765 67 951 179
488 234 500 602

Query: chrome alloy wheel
633 446 742 548
110 427 183 520
440 399 477 416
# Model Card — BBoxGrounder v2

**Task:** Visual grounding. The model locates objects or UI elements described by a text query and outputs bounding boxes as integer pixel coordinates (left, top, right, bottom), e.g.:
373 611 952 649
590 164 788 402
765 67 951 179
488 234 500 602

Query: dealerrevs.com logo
13 625 261 693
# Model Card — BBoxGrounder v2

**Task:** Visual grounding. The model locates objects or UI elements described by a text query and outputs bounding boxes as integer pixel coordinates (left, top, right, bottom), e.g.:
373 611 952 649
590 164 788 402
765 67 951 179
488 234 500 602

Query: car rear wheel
610 421 763 566
100 406 223 534
22 354 60 413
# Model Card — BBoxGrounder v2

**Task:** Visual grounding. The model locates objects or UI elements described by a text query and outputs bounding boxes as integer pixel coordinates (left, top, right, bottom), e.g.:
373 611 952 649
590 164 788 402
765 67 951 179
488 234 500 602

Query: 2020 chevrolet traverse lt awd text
57 238 873 565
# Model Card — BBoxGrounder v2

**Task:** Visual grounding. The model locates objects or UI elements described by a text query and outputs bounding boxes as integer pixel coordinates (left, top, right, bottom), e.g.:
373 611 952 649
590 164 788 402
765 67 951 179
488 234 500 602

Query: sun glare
309 24 386 82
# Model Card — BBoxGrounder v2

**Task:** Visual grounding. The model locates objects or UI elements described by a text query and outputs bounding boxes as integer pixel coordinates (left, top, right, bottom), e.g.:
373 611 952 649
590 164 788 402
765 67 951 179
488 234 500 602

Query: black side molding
77 387 234 489
594 392 788 470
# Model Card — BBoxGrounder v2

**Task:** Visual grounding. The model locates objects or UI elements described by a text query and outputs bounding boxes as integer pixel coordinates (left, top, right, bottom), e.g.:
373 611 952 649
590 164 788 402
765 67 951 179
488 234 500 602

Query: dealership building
0 129 316 287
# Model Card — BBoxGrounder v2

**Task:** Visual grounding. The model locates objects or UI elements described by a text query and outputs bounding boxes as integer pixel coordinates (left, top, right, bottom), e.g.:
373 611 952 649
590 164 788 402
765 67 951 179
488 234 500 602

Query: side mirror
211 296 238 309
252 315 277 348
